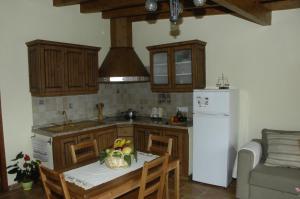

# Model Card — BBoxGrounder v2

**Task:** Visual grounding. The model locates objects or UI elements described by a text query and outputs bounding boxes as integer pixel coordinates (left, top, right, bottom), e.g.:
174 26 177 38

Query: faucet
62 110 70 125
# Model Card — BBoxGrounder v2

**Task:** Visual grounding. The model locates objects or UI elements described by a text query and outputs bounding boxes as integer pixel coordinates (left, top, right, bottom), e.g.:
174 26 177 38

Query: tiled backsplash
32 83 192 126
32 94 100 126
98 83 193 119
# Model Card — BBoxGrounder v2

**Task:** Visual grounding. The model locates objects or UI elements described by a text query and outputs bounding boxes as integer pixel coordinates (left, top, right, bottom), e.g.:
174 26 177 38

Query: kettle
122 109 137 120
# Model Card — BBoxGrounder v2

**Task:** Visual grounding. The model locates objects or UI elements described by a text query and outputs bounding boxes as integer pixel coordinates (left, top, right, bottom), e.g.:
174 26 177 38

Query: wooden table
65 158 180 199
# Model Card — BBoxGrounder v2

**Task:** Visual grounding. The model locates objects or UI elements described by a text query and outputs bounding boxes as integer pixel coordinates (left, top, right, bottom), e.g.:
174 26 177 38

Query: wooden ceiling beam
80 0 145 13
130 7 231 22
263 0 300 11
53 0 91 7
210 0 271 25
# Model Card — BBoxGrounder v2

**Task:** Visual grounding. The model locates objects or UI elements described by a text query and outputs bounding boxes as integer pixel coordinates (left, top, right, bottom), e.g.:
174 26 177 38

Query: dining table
63 151 180 199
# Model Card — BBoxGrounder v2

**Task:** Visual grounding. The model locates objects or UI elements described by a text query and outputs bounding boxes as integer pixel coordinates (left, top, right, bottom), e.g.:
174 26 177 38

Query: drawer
117 126 134 137
78 134 94 143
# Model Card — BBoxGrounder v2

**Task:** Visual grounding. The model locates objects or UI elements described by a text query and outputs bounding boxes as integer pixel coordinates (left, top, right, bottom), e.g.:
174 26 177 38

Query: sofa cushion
250 163 300 195
262 129 300 162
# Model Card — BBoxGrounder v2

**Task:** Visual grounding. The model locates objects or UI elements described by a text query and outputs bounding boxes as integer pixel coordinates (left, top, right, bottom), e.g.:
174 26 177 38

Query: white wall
0 0 110 185
132 9 300 148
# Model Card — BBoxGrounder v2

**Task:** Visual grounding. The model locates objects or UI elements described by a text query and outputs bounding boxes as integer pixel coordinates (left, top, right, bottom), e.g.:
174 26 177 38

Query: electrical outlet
38 99 44 105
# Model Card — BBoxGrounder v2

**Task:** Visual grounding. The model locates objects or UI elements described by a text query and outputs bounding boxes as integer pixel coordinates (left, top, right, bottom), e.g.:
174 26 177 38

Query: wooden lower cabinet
94 127 117 152
164 128 189 177
52 124 189 177
53 136 78 170
117 125 134 145
52 126 117 170
77 133 93 143
134 125 162 151
134 125 189 177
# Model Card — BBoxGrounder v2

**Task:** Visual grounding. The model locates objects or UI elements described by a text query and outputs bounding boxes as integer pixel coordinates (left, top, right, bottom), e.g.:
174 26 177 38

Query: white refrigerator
192 89 238 187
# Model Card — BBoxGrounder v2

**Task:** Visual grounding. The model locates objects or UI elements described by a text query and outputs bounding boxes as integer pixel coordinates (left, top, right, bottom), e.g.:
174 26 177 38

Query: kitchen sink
41 120 102 133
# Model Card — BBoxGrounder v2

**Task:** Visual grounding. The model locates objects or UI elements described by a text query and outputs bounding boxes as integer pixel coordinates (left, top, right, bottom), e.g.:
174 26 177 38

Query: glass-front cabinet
174 48 192 86
147 40 206 92
152 52 169 85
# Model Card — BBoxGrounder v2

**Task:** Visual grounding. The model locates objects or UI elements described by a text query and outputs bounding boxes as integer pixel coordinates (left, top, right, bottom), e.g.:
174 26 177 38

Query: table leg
165 173 169 199
174 160 180 199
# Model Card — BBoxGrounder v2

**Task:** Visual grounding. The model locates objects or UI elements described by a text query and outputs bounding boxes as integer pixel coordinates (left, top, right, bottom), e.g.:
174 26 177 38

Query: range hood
99 18 149 83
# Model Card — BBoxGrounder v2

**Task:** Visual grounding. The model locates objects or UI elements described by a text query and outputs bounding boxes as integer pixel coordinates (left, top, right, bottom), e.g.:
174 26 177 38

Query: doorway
0 96 8 192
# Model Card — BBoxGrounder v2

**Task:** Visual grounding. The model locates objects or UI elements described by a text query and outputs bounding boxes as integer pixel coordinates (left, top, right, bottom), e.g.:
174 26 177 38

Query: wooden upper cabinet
147 40 206 92
85 50 99 92
64 47 86 92
26 40 100 96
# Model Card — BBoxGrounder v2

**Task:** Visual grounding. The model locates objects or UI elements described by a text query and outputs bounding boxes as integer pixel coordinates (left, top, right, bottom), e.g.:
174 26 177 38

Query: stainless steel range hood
98 18 149 83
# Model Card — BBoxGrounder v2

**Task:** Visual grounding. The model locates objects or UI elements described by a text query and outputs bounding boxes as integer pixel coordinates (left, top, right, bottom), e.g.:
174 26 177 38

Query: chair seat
250 164 300 195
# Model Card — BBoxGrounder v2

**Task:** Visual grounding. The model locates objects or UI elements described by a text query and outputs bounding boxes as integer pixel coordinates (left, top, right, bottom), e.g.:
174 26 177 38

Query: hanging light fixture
145 0 206 23
193 0 206 7
169 0 180 23
145 0 158 12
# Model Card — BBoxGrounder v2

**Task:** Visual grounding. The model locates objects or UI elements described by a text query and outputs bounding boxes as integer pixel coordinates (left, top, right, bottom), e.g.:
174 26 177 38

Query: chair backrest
138 154 169 199
70 139 99 164
39 165 71 199
147 134 173 156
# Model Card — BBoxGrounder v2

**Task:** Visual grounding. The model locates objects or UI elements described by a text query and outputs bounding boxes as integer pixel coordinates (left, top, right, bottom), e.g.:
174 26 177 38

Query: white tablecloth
64 152 158 190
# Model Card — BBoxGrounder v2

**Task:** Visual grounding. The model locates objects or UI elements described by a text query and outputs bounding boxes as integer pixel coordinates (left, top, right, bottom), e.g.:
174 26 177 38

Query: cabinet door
28 47 41 94
41 45 65 94
94 127 117 151
172 46 193 90
65 48 85 92
150 49 172 91
59 136 77 169
164 129 189 176
85 50 99 91
134 126 162 151
163 130 183 159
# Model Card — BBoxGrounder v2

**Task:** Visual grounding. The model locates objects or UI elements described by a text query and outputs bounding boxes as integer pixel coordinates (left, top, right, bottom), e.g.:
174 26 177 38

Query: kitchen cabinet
26 40 100 96
55 136 78 169
134 125 189 177
77 133 94 143
52 126 116 170
147 40 206 92
164 128 189 176
117 125 134 144
94 127 117 151
51 124 189 176
134 125 163 151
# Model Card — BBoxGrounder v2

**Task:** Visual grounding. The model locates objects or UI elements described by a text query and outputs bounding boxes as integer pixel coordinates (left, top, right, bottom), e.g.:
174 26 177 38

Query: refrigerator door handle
193 112 230 117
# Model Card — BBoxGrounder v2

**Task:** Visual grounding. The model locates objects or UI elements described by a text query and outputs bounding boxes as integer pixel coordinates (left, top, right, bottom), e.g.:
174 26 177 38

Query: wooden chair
147 134 173 155
138 154 169 199
39 165 71 199
147 135 180 199
70 139 99 164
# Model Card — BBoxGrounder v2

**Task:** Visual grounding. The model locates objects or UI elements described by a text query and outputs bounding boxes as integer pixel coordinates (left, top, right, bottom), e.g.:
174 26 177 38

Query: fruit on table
113 138 126 148
122 147 132 155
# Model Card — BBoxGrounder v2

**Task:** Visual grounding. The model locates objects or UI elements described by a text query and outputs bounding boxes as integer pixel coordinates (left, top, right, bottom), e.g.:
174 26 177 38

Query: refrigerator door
193 90 230 115
192 113 230 187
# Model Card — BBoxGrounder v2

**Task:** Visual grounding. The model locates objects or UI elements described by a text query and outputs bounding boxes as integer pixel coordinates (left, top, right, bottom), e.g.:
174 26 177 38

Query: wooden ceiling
53 0 300 25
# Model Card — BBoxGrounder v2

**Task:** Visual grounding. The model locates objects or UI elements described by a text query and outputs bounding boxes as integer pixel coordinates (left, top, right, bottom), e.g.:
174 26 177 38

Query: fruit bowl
99 138 136 169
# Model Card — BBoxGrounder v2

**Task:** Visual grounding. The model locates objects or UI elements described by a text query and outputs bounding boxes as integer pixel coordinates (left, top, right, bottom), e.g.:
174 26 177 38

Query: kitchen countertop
32 116 193 138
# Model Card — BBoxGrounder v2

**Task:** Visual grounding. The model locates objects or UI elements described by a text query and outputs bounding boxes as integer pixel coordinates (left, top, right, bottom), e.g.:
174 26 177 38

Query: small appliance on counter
121 109 137 121
150 107 164 121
